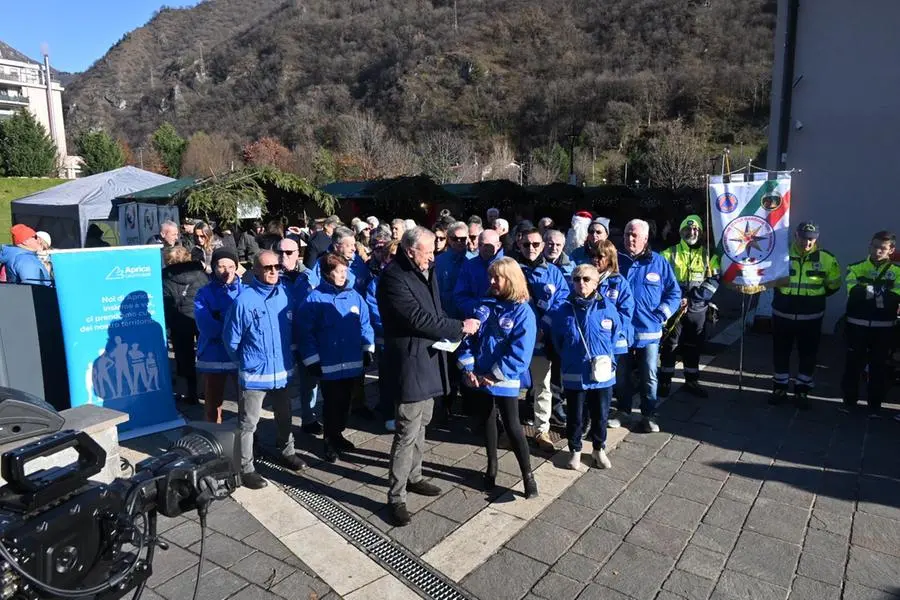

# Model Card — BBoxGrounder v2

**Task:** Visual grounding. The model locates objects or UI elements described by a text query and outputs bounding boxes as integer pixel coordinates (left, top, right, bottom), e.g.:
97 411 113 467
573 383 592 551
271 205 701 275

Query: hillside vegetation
64 0 776 183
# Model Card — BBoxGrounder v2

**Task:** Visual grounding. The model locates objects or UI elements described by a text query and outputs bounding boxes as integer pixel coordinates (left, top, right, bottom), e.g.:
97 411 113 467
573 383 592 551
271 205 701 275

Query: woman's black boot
523 472 538 499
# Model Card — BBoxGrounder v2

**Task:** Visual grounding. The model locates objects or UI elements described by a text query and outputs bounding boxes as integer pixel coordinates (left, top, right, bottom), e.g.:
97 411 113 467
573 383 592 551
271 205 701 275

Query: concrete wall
22 83 67 158
768 0 900 330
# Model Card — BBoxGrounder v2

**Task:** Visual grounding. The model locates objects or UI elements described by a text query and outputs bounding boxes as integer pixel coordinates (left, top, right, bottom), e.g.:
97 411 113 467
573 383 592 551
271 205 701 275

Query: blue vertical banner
51 246 184 439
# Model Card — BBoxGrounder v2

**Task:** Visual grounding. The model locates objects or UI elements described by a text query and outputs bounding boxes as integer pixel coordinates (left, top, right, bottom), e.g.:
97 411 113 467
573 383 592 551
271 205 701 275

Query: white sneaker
607 411 622 429
385 419 396 432
592 449 612 469
566 451 584 470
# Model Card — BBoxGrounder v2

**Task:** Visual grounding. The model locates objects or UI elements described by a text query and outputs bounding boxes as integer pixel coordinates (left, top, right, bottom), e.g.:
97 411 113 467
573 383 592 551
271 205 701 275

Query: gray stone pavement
135 496 336 600
459 332 900 600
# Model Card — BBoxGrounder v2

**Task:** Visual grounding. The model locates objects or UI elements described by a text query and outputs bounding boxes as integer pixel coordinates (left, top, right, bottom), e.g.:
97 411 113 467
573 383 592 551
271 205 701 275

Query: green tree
0 109 58 177
76 129 126 175
150 122 186 177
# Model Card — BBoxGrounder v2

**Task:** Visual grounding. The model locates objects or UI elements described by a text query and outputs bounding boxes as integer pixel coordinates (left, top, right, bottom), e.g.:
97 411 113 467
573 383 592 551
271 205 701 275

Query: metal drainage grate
256 457 472 600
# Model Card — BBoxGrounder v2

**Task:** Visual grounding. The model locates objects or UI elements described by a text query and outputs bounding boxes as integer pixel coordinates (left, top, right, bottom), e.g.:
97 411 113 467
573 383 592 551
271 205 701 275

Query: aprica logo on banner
106 265 153 280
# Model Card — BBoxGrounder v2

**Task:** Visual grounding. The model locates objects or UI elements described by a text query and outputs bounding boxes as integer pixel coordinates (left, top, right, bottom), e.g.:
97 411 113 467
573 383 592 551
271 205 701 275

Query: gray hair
401 226 435 251
332 226 355 245
370 227 392 246
448 221 468 236
494 218 509 232
624 219 650 237
160 220 179 233
391 218 407 229
544 229 565 244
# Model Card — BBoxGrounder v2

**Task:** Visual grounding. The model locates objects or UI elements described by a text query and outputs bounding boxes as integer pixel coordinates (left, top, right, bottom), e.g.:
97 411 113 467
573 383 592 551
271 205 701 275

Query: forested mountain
64 0 776 183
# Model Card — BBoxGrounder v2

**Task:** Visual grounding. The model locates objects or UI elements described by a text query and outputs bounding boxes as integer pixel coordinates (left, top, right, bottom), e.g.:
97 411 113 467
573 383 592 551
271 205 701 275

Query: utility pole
568 123 577 185
453 0 459 31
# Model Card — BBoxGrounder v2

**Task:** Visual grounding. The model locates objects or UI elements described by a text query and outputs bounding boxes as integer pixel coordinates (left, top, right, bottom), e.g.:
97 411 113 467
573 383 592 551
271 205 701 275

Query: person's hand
680 298 688 310
287 226 302 235
306 363 322 378
363 352 373 367
478 375 497 387
462 318 480 335
463 371 479 388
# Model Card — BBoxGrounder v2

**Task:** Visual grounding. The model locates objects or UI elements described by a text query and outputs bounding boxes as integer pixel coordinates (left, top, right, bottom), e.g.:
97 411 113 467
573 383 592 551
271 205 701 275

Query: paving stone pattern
147 497 334 600
460 334 900 600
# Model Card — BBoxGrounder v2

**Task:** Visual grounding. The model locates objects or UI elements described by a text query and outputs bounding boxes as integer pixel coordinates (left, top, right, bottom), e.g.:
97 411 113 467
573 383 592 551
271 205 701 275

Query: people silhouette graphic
129 344 149 393
111 336 134 397
146 352 160 391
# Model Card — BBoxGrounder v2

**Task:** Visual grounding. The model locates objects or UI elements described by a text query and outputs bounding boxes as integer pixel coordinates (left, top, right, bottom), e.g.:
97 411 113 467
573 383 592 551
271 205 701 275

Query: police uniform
771 223 841 405
659 216 721 396
840 254 900 414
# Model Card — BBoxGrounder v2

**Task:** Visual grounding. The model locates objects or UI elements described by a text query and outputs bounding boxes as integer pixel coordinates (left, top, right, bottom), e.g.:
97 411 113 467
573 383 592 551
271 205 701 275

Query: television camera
0 388 241 599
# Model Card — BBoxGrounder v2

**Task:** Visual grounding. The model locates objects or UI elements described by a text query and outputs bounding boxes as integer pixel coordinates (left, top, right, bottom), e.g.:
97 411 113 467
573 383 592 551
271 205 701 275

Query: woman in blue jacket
458 257 538 499
297 254 375 463
548 264 622 471
194 247 243 423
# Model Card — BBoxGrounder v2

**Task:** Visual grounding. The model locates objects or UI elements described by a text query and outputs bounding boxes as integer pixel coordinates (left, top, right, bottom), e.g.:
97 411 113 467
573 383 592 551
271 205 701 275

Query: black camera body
0 425 240 600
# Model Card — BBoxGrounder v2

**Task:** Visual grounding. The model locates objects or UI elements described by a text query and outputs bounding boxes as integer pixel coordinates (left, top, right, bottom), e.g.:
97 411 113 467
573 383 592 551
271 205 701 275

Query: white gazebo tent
11 167 174 248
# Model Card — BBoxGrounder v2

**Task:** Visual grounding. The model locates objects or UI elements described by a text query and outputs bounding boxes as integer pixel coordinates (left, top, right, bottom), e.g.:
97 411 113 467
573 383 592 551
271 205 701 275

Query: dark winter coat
303 230 332 269
162 261 209 324
376 249 464 403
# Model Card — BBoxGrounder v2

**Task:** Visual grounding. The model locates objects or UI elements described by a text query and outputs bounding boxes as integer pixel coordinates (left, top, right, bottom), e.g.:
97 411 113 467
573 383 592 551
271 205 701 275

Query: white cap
366 216 380 229
354 221 369 234
404 219 417 231
36 231 51 247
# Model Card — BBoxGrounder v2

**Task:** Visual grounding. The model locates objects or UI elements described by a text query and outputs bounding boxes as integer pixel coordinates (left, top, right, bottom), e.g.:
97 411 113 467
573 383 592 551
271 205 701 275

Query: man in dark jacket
303 215 340 269
377 227 480 526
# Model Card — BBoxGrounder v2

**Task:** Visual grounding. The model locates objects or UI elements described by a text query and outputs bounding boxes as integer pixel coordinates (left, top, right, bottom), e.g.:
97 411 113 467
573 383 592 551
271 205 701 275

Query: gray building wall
768 0 900 330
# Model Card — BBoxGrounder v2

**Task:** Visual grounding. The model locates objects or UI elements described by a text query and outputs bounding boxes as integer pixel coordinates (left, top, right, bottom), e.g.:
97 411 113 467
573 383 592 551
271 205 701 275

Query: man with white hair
494 217 511 253
611 219 681 433
465 221 483 259
486 207 500 228
150 220 182 248
366 216 380 230
391 219 407 241
543 229 574 280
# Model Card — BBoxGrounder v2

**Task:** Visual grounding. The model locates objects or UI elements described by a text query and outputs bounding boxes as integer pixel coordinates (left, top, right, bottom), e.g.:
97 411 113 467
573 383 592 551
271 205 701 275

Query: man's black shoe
523 472 539 499
549 413 567 428
282 453 308 472
390 502 411 526
241 472 268 490
657 381 671 398
301 421 323 435
682 381 709 398
323 442 339 463
407 480 442 496
794 392 811 410
333 435 356 452
769 389 787 405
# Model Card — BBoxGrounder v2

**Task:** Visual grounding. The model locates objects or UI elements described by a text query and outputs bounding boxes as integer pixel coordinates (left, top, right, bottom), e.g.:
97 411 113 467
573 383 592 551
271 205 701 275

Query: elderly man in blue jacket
223 250 309 489
295 226 370 301
435 221 469 318
453 229 505 318
612 219 681 433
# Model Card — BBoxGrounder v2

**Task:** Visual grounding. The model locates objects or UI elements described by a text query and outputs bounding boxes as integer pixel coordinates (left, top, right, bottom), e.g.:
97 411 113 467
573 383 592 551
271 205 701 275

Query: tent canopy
11 166 174 248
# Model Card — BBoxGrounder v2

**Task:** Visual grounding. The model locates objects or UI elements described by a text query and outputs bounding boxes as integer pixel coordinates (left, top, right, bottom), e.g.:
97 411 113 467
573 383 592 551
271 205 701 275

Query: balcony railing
0 70 42 86
0 92 28 105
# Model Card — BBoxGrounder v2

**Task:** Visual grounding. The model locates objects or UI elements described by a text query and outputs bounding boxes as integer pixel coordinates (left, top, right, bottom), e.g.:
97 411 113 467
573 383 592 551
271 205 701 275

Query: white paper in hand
431 339 461 352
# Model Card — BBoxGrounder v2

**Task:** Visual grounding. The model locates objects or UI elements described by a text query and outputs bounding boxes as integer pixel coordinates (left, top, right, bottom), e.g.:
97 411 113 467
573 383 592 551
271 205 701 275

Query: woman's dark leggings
482 394 532 477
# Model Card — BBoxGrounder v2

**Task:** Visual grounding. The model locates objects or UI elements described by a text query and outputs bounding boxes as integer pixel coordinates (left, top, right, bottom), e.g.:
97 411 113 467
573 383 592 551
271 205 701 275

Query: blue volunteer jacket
435 249 468 318
296 281 375 381
618 250 682 348
457 298 536 397
599 273 635 354
0 245 52 286
569 245 594 266
519 258 570 356
547 294 621 390
295 253 370 302
365 274 384 349
453 250 504 318
194 277 244 372
223 278 295 390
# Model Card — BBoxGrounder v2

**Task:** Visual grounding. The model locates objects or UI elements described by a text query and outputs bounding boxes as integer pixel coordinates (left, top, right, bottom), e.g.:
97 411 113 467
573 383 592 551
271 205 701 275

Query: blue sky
1 1 199 73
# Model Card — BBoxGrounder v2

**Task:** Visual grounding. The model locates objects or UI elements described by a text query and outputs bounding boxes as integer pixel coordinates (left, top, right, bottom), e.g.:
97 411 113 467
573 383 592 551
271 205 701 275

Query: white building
0 45 72 177
767 0 900 330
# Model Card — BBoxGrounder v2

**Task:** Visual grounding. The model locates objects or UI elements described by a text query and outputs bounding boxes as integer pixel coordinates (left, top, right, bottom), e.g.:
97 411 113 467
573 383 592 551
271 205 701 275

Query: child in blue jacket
548 264 622 471
296 254 375 463
457 257 538 499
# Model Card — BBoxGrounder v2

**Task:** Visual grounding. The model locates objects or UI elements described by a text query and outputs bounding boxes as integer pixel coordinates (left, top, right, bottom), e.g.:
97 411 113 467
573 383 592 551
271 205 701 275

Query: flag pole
738 293 746 393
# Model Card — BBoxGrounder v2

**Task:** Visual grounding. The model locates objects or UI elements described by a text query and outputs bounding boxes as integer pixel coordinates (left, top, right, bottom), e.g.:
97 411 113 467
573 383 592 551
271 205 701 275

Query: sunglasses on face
260 264 280 272
589 229 605 235
435 236 447 241
573 276 596 283
523 241 542 248
277 249 297 255
450 236 467 243
468 235 479 241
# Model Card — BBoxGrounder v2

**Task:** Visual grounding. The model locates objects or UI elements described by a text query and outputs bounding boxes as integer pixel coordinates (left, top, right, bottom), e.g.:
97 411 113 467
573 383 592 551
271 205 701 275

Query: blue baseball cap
796 222 819 240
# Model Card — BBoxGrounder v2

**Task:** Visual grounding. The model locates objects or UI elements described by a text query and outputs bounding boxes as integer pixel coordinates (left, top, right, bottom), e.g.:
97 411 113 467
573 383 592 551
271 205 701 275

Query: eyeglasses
260 264 280 272
573 276 596 283
523 242 542 248
468 235 479 241
435 236 447 241
589 229 605 235
277 249 297 256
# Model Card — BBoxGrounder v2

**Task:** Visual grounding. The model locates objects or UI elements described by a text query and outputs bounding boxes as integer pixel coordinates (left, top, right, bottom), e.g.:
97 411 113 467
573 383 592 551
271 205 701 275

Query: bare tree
482 140 521 183
181 132 237 177
645 120 707 190
337 111 389 179
417 130 475 183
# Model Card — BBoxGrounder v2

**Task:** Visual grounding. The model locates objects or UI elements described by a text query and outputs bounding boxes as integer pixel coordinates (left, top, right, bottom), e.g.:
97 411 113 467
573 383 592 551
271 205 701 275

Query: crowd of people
1 205 897 528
